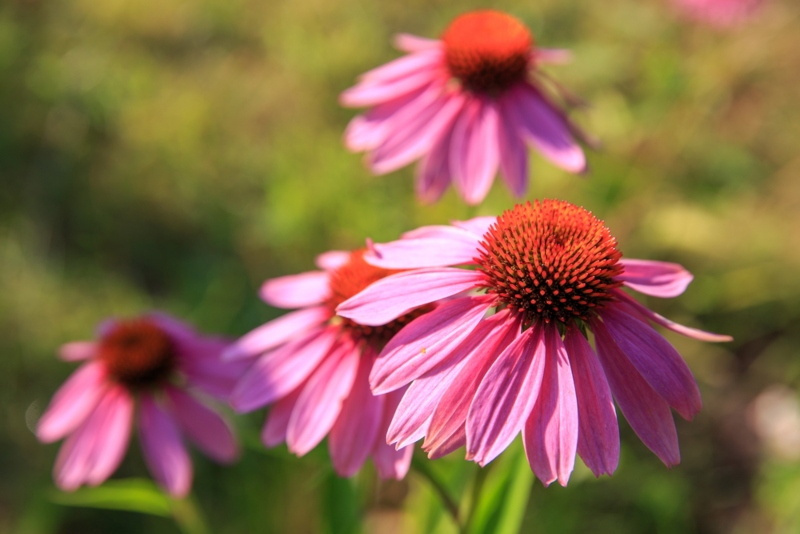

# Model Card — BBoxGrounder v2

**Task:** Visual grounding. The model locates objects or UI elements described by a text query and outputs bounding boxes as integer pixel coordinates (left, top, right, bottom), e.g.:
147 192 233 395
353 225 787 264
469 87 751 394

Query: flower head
337 200 732 486
37 314 243 497
228 250 426 479
341 10 587 205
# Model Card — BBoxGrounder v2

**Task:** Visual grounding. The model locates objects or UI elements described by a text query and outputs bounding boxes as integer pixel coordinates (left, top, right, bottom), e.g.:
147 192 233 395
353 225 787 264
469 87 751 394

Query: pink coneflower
228 250 425 479
341 10 587 205
37 314 242 497
674 0 764 27
337 200 731 486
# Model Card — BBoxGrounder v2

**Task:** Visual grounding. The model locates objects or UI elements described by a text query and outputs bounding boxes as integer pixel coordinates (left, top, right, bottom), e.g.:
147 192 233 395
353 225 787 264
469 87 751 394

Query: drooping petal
316 250 351 271
496 96 529 197
617 259 693 298
534 48 573 65
224 306 330 361
340 68 440 108
58 341 97 362
592 319 680 467
139 394 192 498
415 125 455 204
178 339 250 400
259 271 331 309
611 289 733 342
328 352 384 477
230 327 336 412
449 97 500 205
165 388 238 463
370 295 494 394
363 231 481 270
368 89 465 175
451 216 497 238
286 338 360 456
393 33 442 53
344 85 432 152
261 385 303 447
337 268 484 326
466 324 547 466
600 307 702 421
357 48 443 84
426 424 466 459
523 325 578 487
372 388 413 480
424 310 522 454
563 324 619 478
54 385 133 491
509 84 586 173
38 361 108 443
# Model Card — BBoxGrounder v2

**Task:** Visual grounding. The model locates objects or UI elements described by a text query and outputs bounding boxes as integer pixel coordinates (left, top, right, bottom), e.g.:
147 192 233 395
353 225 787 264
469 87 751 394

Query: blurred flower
37 314 243 497
337 200 732 486
748 386 800 461
228 250 425 479
340 10 587 205
674 0 764 27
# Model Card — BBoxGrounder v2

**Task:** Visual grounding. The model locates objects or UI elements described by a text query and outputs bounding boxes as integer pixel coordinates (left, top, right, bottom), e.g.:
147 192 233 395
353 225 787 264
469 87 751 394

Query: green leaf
321 472 360 534
49 478 172 517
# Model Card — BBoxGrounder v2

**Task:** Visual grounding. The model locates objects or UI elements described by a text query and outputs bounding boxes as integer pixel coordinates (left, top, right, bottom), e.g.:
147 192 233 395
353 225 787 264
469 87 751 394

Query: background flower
37 314 243 497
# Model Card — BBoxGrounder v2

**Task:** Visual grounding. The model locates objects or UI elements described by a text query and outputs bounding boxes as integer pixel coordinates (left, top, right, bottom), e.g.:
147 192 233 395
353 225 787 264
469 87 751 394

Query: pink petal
507 83 586 173
415 125 454 204
601 307 702 421
523 325 578 487
425 425 466 459
316 250 350 271
38 361 108 443
393 34 442 53
328 352 384 477
497 96 529 197
451 216 497 238
286 338 360 455
259 271 331 309
165 388 238 463
357 48 443 84
370 295 494 394
364 232 481 270
612 289 733 342
261 385 303 447
336 268 484 326
139 394 192 497
54 385 133 491
534 48 573 65
466 324 547 466
368 89 466 175
424 310 522 454
592 319 680 467
372 388 413 480
230 327 336 412
340 68 439 108
618 259 693 298
224 307 330 361
58 341 97 362
563 324 619 477
178 344 250 401
449 97 500 205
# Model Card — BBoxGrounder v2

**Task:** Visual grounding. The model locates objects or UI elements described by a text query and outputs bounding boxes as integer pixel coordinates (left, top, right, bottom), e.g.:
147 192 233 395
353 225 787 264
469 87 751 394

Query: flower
227 250 426 479
340 10 587 205
337 200 731 486
37 314 243 497
674 0 764 27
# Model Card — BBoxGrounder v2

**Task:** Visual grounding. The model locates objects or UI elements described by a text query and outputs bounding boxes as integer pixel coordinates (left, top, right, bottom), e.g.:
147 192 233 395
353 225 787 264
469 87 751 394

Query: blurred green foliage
2 0 800 532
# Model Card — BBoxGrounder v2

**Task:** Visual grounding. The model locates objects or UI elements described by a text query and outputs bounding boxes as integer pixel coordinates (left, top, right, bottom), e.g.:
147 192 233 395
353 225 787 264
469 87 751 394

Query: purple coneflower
38 314 243 497
341 10 587 205
337 200 731 486
228 250 427 479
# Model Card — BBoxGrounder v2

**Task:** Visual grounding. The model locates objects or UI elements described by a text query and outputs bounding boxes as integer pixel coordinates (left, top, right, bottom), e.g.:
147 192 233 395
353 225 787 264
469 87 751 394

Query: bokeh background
3 0 800 532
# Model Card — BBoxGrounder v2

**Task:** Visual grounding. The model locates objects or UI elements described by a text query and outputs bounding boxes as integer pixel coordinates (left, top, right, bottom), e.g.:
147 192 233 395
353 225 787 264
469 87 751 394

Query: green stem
171 494 209 534
463 463 491 534
411 454 462 531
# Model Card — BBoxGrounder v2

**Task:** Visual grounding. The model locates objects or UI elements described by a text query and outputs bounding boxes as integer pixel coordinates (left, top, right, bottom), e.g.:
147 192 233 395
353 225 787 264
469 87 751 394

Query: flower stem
411 454 462 530
171 494 209 534
463 463 491 534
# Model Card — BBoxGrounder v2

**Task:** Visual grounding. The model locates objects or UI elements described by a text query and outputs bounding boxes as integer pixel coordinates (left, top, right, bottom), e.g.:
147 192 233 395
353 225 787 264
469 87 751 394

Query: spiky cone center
98 319 177 389
328 250 432 348
477 200 624 325
442 10 533 94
